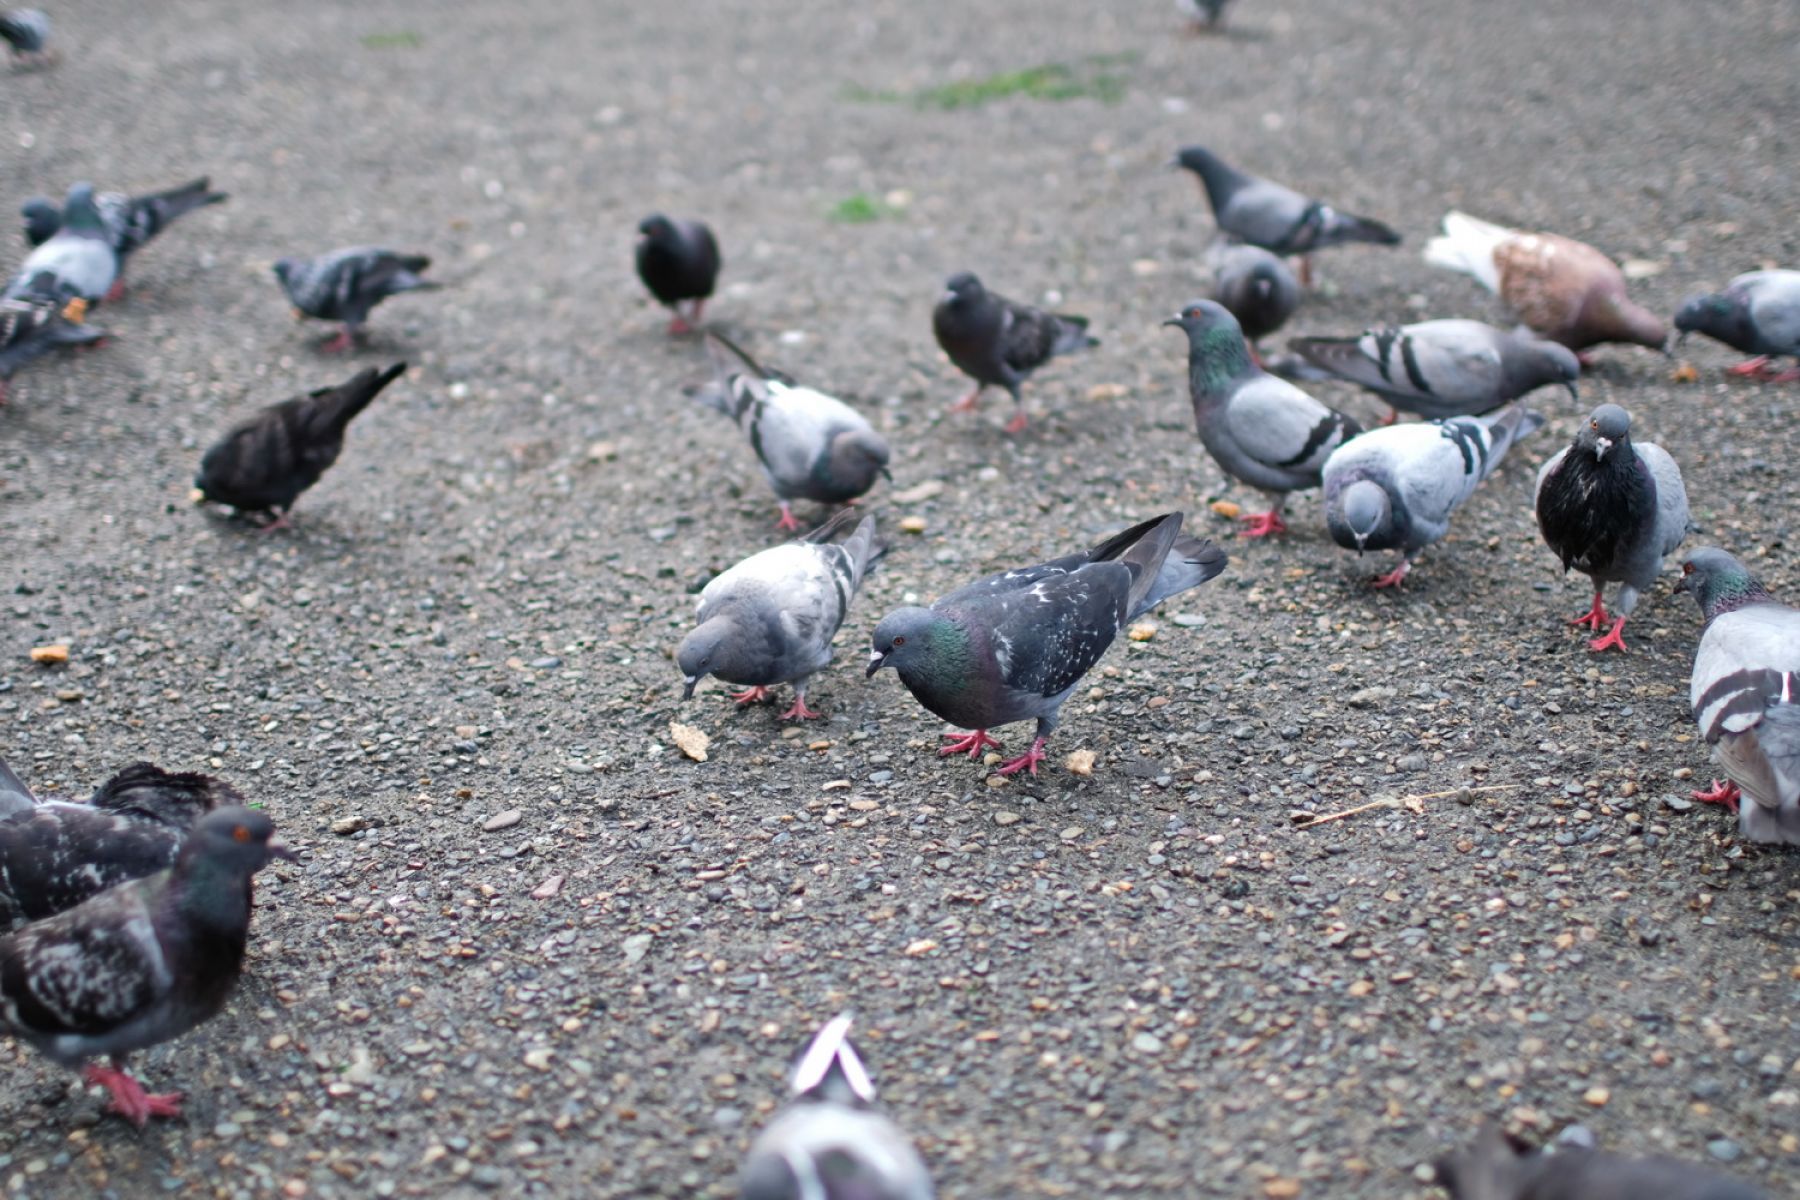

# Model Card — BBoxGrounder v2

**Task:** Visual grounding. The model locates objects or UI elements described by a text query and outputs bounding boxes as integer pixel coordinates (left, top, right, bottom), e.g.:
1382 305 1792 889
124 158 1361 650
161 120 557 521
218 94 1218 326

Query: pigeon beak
267 837 298 862
1161 317 1183 328
865 650 888 678
1593 437 1612 460
1673 574 1690 595
1564 381 1580 402
682 675 699 700
1673 329 1690 349
879 466 893 483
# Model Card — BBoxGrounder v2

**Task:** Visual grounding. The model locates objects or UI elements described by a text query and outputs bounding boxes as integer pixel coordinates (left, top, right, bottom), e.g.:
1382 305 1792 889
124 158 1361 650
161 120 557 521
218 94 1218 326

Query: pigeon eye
892 636 906 647
233 826 251 843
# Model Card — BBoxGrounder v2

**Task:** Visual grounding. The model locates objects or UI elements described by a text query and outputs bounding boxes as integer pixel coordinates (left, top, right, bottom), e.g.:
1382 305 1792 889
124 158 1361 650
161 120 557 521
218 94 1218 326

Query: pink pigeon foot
1587 616 1629 653
995 737 1048 776
1569 591 1610 631
1003 409 1030 434
255 511 293 534
939 729 1002 760
775 504 801 532
1726 356 1772 377
84 1064 182 1127
666 313 692 335
1297 256 1314 289
947 386 982 414
1370 560 1411 589
1378 405 1400 427
1238 509 1288 538
777 695 822 721
319 328 355 354
1575 351 1598 369
729 686 772 705
1690 778 1741 814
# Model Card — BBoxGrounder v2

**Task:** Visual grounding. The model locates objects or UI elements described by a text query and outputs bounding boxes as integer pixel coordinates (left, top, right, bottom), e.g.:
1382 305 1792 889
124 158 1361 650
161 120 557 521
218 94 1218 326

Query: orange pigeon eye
234 826 251 842
892 636 906 646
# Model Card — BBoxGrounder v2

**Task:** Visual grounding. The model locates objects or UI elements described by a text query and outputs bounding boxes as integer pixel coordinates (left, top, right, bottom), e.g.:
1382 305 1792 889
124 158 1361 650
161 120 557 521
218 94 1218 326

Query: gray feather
1292 319 1580 419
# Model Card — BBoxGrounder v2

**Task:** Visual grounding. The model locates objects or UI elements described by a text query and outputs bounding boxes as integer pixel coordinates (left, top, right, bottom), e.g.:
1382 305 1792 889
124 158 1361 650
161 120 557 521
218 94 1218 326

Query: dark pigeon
635 214 720 334
932 271 1096 433
1205 241 1298 356
1292 319 1580 421
272 246 439 352
22 177 227 300
0 806 292 1126
1176 0 1232 30
1436 1123 1766 1200
0 290 106 405
195 361 406 530
0 8 49 65
1674 270 1800 383
4 184 119 305
868 513 1226 775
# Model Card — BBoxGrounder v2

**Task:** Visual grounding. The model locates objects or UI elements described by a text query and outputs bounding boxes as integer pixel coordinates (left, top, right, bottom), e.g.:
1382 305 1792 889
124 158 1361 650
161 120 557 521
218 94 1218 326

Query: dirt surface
1 0 1798 1196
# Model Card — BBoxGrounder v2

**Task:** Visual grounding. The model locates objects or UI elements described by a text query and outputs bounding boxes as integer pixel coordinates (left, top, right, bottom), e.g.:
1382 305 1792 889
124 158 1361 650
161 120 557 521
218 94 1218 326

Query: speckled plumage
21 177 227 268
272 246 438 343
1291 319 1579 420
0 292 105 398
4 184 118 304
932 272 1096 431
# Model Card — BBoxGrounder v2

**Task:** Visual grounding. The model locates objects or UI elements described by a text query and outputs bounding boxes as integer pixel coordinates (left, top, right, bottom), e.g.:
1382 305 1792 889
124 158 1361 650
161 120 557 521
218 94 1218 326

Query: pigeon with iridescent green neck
4 184 118 304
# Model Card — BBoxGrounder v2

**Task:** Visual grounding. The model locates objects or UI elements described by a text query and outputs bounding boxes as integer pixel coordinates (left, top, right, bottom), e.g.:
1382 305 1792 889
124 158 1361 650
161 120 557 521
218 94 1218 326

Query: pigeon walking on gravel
932 272 1097 434
635 214 719 334
1291 319 1580 422
1675 547 1800 844
692 333 890 531
1424 211 1667 358
0 291 106 405
1673 270 1800 383
4 185 119 305
0 8 50 65
678 513 880 721
22 178 227 301
1436 1122 1767 1200
868 513 1226 776
1165 299 1363 537
194 361 406 530
1205 242 1298 360
273 247 439 352
741 1013 935 1200
1323 404 1544 588
1534 403 1689 653
0 806 291 1127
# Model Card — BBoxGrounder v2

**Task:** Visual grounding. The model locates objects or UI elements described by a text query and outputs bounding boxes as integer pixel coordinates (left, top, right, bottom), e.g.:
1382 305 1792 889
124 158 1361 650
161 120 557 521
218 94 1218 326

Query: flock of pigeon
1 5 1797 1197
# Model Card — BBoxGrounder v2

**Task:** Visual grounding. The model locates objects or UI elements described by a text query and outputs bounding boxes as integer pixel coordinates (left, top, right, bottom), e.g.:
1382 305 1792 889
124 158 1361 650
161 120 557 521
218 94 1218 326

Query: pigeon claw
1586 617 1629 654
995 737 1048 777
1568 592 1610 631
319 328 356 354
1725 356 1772 378
729 686 772 706
84 1064 183 1128
1003 409 1030 435
666 313 693 336
777 695 822 721
946 386 983 415
1690 778 1741 814
939 729 1002 760
1369 561 1411 589
1238 509 1288 538
774 505 802 532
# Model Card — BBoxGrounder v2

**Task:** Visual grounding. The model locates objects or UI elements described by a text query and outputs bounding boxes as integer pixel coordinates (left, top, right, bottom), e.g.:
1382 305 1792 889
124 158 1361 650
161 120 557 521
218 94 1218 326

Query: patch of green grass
360 30 423 49
847 53 1134 110
828 194 893 224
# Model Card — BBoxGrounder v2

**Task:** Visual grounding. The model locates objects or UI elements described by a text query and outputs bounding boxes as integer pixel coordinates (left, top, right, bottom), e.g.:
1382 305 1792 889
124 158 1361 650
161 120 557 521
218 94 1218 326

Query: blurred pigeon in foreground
1425 211 1667 357
0 760 242 927
195 361 406 530
0 806 291 1126
741 1013 935 1200
678 513 880 721
635 214 719 334
693 332 890 530
1535 403 1688 653
932 271 1096 434
1676 547 1800 845
1291 319 1579 421
868 513 1225 775
1205 241 1298 360
1674 270 1800 383
1165 298 1363 537
1176 0 1231 30
273 247 438 352
1323 404 1544 588
1435 1122 1767 1200
5 185 119 304
0 8 49 65
22 178 228 300
0 291 105 405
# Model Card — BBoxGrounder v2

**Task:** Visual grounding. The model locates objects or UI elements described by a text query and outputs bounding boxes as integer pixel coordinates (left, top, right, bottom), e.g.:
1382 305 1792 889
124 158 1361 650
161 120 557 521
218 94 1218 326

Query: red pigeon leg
1238 508 1289 538
1757 362 1800 383
939 729 1002 759
103 279 126 303
1297 255 1313 288
1690 778 1741 813
729 686 771 705
996 737 1048 776
1587 616 1629 653
777 693 822 721
775 502 801 532
1568 590 1609 631
1003 407 1030 435
255 511 293 534
666 309 692 335
946 385 983 414
1370 559 1411 589
84 1064 182 1128
320 327 355 354
1726 356 1771 377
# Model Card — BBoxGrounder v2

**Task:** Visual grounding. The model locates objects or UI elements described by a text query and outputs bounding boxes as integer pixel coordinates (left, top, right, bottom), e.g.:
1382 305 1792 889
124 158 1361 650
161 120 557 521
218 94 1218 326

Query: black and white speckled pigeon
1436 1122 1766 1200
635 214 720 335
0 806 291 1126
679 513 879 721
1675 547 1800 845
1165 298 1363 538
4 185 118 305
1323 404 1544 589
0 291 106 405
1205 241 1298 359
741 1013 935 1200
0 8 49 65
1291 319 1580 422
932 272 1097 434
1674 270 1800 384
1534 404 1689 653
868 513 1226 775
22 178 227 300
272 247 439 352
693 333 890 531
0 760 243 928
195 361 406 530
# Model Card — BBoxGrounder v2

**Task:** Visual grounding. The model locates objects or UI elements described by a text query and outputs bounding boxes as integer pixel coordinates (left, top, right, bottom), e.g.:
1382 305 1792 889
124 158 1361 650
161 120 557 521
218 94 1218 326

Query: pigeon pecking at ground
691 332 890 531
0 8 50 66
1673 269 1800 383
1675 547 1800 844
1435 1122 1767 1200
0 806 292 1127
194 361 407 531
1322 404 1544 588
4 184 119 305
1165 298 1363 537
1534 403 1689 653
678 512 881 721
740 1013 935 1200
868 513 1226 776
21 177 228 301
931 271 1097 434
635 214 720 334
272 247 439 352
1204 241 1298 362
0 290 106 406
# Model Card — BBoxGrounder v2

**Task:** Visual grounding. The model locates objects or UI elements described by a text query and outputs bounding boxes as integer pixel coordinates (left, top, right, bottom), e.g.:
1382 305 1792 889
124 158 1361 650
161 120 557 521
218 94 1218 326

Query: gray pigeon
693 333 890 531
1291 319 1580 421
4 184 119 304
0 291 106 405
0 806 291 1126
1674 270 1800 383
931 272 1097 433
678 513 880 721
1534 403 1689 653
1436 1122 1766 1200
0 8 49 65
0 760 243 928
1675 547 1800 845
272 246 439 352
635 214 720 334
1205 241 1298 358
1323 404 1544 588
867 513 1226 775
21 178 228 300
1175 0 1232 30
741 1014 934 1200
1164 299 1363 537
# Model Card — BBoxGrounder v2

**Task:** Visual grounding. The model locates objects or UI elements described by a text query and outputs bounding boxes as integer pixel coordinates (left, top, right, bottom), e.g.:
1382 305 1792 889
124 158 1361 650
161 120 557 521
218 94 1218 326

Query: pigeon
692 332 890 531
1675 547 1800 845
1673 269 1800 383
1435 1122 1767 1200
0 8 49 65
4 184 119 305
1424 211 1668 357
740 1014 934 1200
868 513 1226 775
0 290 106 405
1291 319 1580 422
1164 298 1363 537
22 178 228 300
1205 241 1299 358
194 361 406 530
1534 403 1689 653
0 760 242 928
1175 0 1232 30
635 214 720 334
1323 404 1544 588
0 806 292 1127
931 271 1097 434
272 247 439 352
678 513 879 721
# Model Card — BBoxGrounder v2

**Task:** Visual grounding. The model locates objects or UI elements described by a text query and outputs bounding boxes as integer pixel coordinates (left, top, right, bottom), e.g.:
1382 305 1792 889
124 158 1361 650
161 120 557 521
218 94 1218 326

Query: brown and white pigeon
932 272 1096 434
635 214 720 334
1436 1123 1767 1200
1674 270 1800 383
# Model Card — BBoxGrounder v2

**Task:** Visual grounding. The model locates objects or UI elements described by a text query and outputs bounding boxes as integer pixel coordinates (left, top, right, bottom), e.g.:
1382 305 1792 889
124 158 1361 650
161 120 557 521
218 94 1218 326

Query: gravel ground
1 0 1798 1196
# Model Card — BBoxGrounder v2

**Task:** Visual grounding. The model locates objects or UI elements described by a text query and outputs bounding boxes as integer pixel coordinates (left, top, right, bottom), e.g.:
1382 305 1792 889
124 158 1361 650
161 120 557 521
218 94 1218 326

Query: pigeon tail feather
1134 535 1228 619
1424 211 1511 293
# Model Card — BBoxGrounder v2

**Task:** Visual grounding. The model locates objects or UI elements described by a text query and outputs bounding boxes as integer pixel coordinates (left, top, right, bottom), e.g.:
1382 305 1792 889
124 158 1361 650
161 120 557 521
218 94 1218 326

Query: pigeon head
637 214 674 245
60 183 103 233
1164 299 1254 387
939 271 986 309
676 615 762 698
1573 403 1631 461
827 428 892 491
789 1013 877 1108
867 606 961 679
1170 145 1241 200
1675 546 1772 621
183 806 294 872
1433 1124 1536 1200
1523 339 1582 400
271 257 299 288
1337 480 1392 553
19 197 58 246
1672 290 1746 349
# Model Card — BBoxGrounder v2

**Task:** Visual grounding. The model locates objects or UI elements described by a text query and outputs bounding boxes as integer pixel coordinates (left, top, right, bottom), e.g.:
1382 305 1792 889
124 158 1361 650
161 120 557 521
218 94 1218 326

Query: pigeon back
1692 603 1800 842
